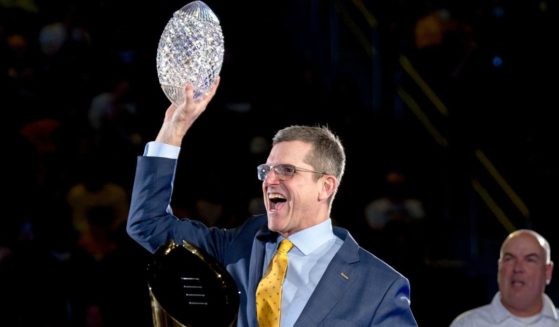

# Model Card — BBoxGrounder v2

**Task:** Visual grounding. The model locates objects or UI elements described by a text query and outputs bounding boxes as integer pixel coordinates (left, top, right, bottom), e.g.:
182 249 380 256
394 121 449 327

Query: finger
209 76 220 96
180 83 194 107
164 103 177 121
199 76 220 104
174 84 192 109
183 84 195 104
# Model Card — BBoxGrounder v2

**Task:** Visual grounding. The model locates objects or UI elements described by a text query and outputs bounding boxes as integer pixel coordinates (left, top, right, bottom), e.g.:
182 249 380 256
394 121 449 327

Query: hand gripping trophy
150 3 237 327
156 1 224 104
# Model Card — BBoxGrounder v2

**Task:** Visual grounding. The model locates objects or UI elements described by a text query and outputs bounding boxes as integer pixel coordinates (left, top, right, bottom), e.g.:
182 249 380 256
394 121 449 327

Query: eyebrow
503 252 541 260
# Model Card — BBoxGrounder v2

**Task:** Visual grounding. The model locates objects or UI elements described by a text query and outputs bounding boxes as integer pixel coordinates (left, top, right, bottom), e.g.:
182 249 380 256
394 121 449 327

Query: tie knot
277 239 293 254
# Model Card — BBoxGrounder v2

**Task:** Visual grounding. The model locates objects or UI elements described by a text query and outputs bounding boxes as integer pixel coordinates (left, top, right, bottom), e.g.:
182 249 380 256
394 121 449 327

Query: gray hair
272 125 346 202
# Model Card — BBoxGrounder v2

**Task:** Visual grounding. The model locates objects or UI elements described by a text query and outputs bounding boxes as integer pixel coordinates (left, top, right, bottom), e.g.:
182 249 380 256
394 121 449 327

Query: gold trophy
147 240 239 327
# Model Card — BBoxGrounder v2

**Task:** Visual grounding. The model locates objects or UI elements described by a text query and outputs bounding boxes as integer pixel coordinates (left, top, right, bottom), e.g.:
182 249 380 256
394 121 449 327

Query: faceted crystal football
157 1 224 104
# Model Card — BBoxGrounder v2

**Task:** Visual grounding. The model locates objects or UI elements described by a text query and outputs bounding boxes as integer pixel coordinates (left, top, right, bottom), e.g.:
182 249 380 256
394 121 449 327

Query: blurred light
493 6 505 18
119 50 136 65
492 56 503 68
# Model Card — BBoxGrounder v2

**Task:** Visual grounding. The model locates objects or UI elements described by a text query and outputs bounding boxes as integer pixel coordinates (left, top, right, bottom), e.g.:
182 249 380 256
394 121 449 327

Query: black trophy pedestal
147 240 239 327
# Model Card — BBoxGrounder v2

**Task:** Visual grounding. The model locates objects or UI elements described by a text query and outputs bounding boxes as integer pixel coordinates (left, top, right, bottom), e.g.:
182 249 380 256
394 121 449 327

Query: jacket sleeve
370 276 418 326
126 156 233 259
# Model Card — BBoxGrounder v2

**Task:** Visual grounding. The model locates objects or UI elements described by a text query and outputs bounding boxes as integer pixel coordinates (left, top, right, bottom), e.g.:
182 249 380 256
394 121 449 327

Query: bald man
450 229 558 326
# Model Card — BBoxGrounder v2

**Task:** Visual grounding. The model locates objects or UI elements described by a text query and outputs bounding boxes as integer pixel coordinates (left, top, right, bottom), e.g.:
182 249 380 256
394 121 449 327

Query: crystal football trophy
156 1 224 104
147 240 240 327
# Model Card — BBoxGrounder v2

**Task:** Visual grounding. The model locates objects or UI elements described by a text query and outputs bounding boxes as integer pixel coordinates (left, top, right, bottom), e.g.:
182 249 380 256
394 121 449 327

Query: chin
267 218 284 233
267 222 281 232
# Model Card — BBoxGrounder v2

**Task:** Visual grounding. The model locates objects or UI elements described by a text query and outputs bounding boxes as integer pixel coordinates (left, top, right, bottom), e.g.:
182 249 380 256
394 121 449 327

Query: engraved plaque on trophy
147 240 239 327
156 1 224 104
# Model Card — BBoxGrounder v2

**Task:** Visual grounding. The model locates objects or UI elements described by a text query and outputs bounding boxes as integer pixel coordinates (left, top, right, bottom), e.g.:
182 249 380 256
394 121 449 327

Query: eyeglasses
257 163 327 181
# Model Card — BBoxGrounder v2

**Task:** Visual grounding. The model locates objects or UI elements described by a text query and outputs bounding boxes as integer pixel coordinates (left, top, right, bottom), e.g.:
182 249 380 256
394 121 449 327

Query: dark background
1 0 557 326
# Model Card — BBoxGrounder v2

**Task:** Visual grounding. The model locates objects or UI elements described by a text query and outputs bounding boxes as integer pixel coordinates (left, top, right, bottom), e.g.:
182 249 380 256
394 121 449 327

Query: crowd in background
1 0 556 326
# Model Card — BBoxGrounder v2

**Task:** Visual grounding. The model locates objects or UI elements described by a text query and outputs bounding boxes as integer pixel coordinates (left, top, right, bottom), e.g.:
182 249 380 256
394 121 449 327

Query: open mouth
511 280 525 287
268 193 287 210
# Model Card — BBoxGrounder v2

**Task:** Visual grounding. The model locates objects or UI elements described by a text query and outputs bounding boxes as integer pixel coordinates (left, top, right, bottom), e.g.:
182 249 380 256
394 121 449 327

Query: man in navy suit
127 78 418 326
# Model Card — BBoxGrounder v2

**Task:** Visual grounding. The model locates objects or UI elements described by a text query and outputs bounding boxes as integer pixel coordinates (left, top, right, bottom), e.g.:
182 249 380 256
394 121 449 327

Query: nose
512 260 525 273
264 169 281 184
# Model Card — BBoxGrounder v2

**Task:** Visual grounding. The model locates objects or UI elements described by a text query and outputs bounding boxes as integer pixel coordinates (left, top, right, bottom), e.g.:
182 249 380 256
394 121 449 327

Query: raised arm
156 77 220 146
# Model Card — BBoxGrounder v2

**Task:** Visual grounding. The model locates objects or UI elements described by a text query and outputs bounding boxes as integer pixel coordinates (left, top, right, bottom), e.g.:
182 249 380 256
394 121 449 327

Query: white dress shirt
450 292 559 327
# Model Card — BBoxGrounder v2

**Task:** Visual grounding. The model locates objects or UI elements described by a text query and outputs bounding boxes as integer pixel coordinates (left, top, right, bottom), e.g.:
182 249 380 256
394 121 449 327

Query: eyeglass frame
256 163 328 181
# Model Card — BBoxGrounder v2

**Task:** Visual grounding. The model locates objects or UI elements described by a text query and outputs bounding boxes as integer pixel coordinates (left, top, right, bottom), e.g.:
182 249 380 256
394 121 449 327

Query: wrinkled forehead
502 232 545 257
267 141 313 164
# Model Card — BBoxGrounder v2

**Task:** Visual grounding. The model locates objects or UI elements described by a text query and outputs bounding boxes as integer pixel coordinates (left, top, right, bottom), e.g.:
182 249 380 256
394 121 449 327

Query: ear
545 261 554 286
318 175 337 201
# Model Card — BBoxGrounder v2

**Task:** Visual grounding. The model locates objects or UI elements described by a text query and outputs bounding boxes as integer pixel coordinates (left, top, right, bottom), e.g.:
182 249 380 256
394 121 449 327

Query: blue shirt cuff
144 141 180 159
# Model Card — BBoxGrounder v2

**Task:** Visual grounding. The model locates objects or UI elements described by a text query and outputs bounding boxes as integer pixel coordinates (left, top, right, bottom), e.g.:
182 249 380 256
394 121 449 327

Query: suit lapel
247 228 276 325
295 229 360 326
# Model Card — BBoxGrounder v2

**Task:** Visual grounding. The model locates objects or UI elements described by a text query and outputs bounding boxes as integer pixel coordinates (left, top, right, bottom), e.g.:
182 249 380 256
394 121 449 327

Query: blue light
492 56 503 68
493 6 505 18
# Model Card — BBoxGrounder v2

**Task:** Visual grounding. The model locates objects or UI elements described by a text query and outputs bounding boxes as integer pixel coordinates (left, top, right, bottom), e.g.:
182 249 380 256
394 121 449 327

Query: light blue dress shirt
265 219 343 327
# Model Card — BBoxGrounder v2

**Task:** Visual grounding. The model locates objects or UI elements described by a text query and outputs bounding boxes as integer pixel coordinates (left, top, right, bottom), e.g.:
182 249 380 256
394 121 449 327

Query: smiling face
262 140 337 237
498 231 553 317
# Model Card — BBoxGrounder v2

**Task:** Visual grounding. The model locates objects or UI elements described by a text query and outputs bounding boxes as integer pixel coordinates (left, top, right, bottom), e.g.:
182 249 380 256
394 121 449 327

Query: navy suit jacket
127 156 418 326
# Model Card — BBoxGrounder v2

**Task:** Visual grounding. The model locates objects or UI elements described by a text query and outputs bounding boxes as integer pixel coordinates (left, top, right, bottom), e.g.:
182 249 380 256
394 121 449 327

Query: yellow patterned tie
256 239 294 327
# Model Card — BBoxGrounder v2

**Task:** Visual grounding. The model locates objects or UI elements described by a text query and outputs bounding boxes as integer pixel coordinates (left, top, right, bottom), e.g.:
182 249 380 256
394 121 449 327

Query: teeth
268 193 285 200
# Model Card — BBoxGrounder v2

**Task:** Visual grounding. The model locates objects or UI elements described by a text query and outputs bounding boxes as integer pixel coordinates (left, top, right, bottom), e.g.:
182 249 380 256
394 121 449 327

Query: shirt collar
542 294 559 320
282 219 335 255
491 292 559 323
490 292 509 323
